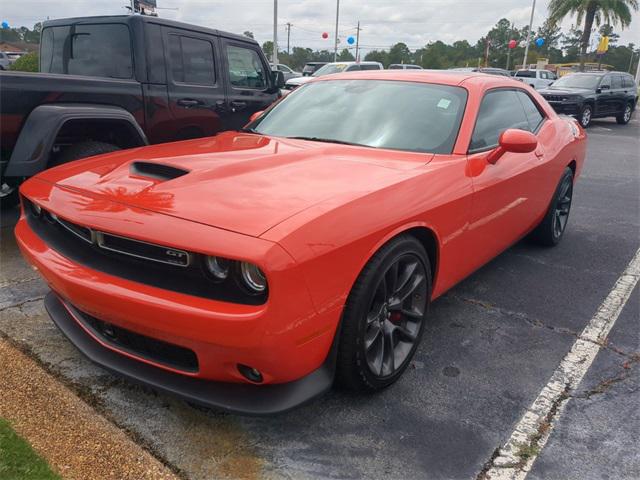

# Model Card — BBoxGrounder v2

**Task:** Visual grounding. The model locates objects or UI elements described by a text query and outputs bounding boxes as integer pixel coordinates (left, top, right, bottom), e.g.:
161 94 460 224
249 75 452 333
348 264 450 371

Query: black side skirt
44 291 336 416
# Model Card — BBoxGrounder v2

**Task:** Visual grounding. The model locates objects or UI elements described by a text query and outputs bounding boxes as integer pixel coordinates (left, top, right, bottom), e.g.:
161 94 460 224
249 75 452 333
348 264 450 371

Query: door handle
230 101 247 113
535 149 544 159
177 99 203 108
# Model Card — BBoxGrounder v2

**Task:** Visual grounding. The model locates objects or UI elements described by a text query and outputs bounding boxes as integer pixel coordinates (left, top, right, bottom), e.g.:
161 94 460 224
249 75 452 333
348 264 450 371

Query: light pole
522 0 537 69
334 0 340 62
273 0 278 66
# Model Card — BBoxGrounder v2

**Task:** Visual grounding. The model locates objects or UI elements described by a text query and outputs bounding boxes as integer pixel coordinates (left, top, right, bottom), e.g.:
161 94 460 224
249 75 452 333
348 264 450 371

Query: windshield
252 80 468 154
312 63 349 77
551 74 601 89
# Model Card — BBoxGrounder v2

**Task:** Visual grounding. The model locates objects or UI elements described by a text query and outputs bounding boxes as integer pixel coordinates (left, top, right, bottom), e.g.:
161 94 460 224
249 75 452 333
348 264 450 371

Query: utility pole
286 22 292 55
355 21 361 62
506 21 513 70
273 0 278 66
522 0 537 69
334 0 340 62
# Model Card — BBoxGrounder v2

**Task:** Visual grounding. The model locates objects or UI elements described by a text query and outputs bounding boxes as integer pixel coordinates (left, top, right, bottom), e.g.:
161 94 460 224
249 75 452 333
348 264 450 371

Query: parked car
283 61 383 91
302 62 328 76
539 71 638 128
449 67 511 77
0 51 24 70
17 71 586 414
270 63 301 82
514 69 557 89
389 64 423 70
0 15 284 208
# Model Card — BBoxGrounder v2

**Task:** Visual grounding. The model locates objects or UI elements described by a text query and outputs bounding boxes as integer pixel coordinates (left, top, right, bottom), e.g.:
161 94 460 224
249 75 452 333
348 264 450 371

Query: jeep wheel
616 103 633 125
579 105 593 128
54 141 120 167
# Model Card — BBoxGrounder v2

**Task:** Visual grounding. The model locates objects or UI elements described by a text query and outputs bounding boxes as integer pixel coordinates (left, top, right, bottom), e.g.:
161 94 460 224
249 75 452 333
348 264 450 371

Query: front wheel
530 167 574 247
578 105 593 128
336 235 431 392
616 103 633 125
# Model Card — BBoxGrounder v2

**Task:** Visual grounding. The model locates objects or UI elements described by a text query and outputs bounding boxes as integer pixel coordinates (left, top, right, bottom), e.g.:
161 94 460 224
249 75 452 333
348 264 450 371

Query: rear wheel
336 235 431 392
616 103 633 125
530 167 574 247
578 104 593 128
53 141 120 167
0 181 20 210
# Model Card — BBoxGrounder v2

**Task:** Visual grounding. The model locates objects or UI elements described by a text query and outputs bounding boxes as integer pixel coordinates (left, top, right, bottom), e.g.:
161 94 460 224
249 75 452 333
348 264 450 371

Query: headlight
240 262 267 293
205 256 230 281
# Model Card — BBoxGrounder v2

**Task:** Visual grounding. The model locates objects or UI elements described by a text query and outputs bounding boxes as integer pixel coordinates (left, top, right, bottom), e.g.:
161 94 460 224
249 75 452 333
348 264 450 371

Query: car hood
539 87 591 95
38 132 431 237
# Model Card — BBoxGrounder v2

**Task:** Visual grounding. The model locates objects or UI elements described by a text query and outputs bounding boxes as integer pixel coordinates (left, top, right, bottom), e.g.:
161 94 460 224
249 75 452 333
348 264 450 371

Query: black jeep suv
539 71 637 128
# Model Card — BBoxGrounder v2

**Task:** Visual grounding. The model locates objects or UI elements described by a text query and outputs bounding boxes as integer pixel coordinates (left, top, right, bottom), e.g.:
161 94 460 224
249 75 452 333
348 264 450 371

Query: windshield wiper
287 136 368 147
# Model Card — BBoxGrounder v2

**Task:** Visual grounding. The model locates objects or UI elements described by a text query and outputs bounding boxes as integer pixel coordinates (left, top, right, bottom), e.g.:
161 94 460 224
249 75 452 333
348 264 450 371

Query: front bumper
45 292 335 415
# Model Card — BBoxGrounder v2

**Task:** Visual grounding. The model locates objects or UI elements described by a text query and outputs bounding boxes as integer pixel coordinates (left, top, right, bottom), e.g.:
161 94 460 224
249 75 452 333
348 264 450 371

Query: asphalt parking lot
0 116 638 480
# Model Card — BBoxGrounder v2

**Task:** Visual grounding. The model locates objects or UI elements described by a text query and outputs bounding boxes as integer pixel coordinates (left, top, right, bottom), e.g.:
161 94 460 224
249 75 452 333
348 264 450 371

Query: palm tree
548 0 639 70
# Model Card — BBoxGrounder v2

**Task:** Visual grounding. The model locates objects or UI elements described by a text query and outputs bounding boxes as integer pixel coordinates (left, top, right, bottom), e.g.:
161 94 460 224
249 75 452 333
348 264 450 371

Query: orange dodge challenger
16 71 586 414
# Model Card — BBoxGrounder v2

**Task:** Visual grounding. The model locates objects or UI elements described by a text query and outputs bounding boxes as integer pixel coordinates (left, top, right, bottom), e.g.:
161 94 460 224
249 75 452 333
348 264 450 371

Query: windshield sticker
437 98 452 109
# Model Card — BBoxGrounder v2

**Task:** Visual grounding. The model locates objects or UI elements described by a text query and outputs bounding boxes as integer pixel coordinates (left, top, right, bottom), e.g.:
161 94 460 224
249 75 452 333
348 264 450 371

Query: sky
3 0 639 52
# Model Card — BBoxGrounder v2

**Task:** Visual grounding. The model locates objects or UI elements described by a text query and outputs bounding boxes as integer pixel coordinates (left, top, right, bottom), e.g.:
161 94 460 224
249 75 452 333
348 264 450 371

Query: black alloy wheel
364 254 427 378
552 174 573 241
336 235 431 392
530 167 574 247
617 103 633 125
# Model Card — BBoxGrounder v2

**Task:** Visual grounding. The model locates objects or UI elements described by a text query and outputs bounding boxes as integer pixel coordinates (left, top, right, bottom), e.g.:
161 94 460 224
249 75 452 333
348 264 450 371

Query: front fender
5 103 148 177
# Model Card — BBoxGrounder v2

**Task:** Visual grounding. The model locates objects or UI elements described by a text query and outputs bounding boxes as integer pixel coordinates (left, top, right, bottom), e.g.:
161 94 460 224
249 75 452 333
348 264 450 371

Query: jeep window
227 45 267 89
551 74 601 89
515 70 536 78
169 35 216 85
611 75 623 89
41 24 133 79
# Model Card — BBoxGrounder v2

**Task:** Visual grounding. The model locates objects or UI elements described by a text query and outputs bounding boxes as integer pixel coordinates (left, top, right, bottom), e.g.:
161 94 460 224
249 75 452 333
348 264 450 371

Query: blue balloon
1 21 9 29
535 37 545 47
347 36 355 45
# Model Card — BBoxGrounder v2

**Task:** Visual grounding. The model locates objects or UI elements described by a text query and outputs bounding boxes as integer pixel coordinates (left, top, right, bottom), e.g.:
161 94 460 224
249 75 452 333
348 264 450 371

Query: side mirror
271 70 285 89
600 84 610 91
487 129 537 164
248 110 264 124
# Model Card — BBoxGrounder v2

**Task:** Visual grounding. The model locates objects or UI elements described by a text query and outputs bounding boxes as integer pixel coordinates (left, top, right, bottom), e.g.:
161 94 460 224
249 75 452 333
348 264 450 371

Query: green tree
9 52 38 72
337 48 355 61
548 0 639 70
262 41 274 58
364 50 388 66
388 42 412 65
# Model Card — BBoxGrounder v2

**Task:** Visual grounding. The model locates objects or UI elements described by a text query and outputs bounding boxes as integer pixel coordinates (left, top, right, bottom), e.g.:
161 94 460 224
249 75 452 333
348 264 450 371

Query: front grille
543 95 571 102
65 300 199 373
23 198 267 305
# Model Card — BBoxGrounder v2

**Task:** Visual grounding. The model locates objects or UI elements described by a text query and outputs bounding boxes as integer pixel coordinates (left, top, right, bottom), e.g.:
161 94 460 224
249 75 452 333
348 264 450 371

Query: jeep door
221 39 277 131
163 26 228 139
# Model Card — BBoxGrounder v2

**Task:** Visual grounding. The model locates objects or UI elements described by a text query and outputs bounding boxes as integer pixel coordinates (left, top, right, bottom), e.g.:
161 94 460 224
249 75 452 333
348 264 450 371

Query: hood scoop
130 162 189 182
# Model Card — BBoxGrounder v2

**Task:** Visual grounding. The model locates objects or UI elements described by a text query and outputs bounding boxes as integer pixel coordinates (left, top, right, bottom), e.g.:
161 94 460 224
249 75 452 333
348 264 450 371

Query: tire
336 235 432 392
0 181 20 210
53 141 120 167
578 104 593 128
616 103 633 125
530 167 574 247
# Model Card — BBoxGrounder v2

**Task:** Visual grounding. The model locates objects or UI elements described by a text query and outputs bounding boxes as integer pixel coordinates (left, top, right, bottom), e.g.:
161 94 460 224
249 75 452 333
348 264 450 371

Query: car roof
311 69 518 87
325 61 382 66
42 15 254 45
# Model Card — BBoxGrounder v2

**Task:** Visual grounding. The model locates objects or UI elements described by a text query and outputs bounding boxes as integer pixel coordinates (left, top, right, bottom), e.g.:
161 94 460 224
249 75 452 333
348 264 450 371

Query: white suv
514 69 557 89
283 61 384 92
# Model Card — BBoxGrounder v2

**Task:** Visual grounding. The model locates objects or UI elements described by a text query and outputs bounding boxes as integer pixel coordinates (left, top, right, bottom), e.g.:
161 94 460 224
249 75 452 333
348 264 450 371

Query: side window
516 91 545 132
600 75 612 89
540 71 548 80
611 75 623 89
470 90 530 152
169 35 215 85
227 45 267 89
346 65 361 71
623 76 635 89
360 64 381 71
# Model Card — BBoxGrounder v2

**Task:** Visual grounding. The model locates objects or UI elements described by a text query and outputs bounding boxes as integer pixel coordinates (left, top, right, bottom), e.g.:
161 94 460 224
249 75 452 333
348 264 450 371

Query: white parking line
482 247 640 480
